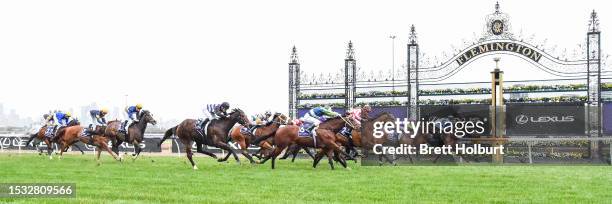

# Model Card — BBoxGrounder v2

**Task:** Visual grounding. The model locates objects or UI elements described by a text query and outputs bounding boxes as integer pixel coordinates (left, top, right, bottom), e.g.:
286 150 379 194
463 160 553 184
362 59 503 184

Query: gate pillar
586 10 602 160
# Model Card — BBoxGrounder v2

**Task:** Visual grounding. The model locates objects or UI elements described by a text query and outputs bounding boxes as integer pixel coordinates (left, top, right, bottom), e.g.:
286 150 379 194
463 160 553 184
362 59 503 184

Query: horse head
229 108 250 128
67 118 80 126
139 110 157 125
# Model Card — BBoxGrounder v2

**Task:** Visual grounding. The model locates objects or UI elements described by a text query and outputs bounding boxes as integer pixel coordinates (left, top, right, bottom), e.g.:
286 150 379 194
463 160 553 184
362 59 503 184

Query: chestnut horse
360 112 397 165
226 112 288 163
259 116 356 169
25 120 84 159
55 124 119 164
104 110 157 160
159 109 251 170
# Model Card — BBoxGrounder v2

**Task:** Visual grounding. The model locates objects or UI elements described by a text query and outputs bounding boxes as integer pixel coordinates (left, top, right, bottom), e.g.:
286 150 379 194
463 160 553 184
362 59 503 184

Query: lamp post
389 35 396 101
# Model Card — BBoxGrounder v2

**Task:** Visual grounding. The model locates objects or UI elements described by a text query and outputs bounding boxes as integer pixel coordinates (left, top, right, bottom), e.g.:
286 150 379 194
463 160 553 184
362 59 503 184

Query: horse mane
230 108 243 114
372 112 394 120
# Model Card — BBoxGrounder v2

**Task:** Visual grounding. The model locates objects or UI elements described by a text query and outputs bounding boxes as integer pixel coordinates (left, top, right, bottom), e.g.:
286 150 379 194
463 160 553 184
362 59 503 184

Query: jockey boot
120 121 128 133
308 125 317 136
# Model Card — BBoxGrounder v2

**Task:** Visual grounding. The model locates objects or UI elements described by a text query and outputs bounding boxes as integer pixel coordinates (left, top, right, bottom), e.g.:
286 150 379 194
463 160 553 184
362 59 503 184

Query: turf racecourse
1 154 610 203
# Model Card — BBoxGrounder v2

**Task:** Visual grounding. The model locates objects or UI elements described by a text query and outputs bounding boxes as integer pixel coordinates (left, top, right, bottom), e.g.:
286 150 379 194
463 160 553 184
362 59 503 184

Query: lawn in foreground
0 153 610 203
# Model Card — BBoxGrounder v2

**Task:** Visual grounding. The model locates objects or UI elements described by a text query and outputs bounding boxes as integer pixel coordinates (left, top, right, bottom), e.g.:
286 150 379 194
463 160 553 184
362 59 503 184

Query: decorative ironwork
481 2 514 41
288 46 300 119
345 41 357 110
586 10 602 146
407 25 419 119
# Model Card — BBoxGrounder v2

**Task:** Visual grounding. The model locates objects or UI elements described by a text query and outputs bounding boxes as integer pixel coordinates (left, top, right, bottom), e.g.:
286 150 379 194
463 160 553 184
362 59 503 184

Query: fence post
528 142 533 164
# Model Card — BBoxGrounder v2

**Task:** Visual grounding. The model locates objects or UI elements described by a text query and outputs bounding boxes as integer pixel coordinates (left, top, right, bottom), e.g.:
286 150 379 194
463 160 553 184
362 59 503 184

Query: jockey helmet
136 104 143 109
65 112 72 117
221 102 230 109
101 108 109 114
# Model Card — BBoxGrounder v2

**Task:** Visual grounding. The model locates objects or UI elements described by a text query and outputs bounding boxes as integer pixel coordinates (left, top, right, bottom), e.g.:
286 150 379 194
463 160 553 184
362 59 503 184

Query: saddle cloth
298 123 316 137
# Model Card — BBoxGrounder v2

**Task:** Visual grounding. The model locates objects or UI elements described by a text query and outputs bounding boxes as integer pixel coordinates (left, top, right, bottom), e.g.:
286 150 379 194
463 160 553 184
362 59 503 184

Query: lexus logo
515 114 575 125
516 115 529 125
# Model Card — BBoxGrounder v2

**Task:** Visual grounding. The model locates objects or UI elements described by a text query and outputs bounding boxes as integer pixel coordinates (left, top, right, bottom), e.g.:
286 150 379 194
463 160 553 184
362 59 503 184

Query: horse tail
25 133 38 147
158 126 177 147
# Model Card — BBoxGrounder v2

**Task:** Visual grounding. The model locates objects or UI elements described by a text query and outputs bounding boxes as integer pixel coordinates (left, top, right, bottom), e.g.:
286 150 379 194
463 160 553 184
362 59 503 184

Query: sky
0 0 610 122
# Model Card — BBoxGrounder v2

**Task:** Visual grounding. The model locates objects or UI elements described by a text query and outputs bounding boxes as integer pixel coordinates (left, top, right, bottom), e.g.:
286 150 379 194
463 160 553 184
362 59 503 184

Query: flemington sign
455 42 543 66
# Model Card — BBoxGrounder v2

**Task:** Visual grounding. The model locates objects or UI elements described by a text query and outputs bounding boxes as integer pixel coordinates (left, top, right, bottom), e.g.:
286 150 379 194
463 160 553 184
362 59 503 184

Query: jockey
204 102 230 120
301 105 340 133
196 102 230 131
246 111 273 134
45 111 71 137
89 108 108 130
42 110 53 126
252 111 272 125
120 104 143 133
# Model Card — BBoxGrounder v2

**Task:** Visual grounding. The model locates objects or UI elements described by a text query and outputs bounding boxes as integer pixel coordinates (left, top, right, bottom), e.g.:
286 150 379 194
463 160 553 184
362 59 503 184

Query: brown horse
259 116 356 169
104 110 157 160
25 125 57 159
397 131 430 163
159 109 251 170
55 124 119 164
25 120 84 159
360 112 397 165
226 112 288 163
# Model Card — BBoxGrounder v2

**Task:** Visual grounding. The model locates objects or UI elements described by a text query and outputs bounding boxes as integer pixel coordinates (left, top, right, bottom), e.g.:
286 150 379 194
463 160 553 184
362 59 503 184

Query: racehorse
397 131 430 163
226 112 288 163
159 109 251 170
25 120 84 159
360 112 397 165
259 116 356 170
104 110 157 160
54 123 119 164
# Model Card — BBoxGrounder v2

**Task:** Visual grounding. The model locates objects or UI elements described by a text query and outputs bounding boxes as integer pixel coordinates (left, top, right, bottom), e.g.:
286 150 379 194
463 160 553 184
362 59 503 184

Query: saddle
195 119 213 142
240 126 258 136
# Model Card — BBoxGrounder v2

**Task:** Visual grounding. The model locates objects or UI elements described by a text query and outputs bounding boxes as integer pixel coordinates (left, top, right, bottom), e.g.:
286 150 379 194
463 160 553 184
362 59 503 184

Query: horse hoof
193 166 198 170
217 159 224 162
345 167 352 171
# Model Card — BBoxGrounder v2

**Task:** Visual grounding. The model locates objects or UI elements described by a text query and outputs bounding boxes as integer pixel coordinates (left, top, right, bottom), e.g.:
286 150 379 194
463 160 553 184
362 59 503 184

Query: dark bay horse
259 116 356 169
54 124 119 164
159 109 251 170
104 110 157 160
226 112 288 163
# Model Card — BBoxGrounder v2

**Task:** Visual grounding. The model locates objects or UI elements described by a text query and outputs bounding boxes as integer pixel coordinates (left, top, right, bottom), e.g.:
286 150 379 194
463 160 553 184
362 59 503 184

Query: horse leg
132 141 142 161
195 142 217 159
73 144 85 155
58 141 66 160
186 147 197 170
96 149 102 166
214 142 240 164
333 149 348 168
112 139 123 157
325 149 335 170
251 148 262 159
44 139 53 159
312 149 326 168
280 144 297 160
290 147 301 162
270 147 284 169
217 147 232 162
